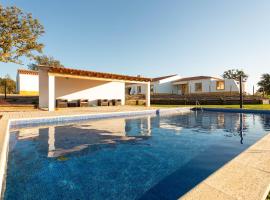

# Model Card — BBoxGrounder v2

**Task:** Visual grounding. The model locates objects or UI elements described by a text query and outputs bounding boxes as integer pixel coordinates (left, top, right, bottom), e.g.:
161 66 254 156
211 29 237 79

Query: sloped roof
17 69 39 76
43 66 151 82
173 76 222 82
152 74 177 82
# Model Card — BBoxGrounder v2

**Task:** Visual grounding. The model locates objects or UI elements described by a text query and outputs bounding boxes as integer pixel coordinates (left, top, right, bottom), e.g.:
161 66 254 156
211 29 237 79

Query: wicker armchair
77 99 89 107
98 99 109 106
56 99 68 108
68 100 79 107
112 99 122 106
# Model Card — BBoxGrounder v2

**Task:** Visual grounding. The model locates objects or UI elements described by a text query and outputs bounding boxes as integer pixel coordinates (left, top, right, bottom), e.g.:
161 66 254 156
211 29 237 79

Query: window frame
150 85 154 93
137 86 142 94
195 82 202 92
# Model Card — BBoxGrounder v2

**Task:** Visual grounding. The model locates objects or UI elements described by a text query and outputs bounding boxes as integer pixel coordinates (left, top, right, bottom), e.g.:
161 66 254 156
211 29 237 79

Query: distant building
127 75 181 95
127 75 244 95
16 69 39 95
172 76 243 95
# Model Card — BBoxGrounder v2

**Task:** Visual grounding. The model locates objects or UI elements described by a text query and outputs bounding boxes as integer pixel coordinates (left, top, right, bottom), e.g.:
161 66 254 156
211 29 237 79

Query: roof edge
39 65 152 82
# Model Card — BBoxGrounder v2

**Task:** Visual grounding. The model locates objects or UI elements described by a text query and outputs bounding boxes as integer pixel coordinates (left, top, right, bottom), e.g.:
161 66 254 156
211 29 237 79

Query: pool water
4 111 270 200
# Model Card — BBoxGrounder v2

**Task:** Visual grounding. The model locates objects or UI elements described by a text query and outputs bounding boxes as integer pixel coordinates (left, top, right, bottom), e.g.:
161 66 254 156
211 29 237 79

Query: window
216 81 225 90
195 83 202 92
150 85 154 93
137 86 142 94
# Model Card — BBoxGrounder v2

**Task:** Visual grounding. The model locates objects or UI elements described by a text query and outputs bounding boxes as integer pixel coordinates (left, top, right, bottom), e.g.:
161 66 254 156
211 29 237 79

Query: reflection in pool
4 111 270 200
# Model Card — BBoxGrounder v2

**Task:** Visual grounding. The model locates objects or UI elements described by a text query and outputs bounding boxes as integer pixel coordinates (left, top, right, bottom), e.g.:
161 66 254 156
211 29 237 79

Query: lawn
153 104 270 110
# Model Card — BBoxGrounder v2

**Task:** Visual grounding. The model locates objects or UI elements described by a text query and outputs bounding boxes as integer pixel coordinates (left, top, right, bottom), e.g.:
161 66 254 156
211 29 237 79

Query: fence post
4 78 7 99
239 76 243 109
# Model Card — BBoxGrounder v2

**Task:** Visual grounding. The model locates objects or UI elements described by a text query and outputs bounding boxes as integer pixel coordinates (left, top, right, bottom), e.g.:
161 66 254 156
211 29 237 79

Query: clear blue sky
1 0 270 93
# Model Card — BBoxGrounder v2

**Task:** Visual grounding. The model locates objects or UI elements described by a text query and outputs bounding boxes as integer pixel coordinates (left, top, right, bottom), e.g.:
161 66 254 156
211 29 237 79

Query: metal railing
195 100 203 110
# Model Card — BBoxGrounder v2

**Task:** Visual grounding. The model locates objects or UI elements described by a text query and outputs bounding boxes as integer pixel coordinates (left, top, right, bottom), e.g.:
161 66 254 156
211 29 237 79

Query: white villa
173 76 243 95
128 75 244 95
16 68 246 111
16 67 151 111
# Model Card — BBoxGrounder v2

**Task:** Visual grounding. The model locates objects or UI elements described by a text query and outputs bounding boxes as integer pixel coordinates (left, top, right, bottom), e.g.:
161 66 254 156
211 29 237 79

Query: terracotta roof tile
42 66 151 82
17 69 39 76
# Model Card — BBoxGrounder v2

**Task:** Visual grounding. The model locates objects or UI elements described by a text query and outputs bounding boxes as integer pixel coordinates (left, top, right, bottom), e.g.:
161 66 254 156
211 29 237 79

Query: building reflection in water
13 111 261 159
15 116 152 158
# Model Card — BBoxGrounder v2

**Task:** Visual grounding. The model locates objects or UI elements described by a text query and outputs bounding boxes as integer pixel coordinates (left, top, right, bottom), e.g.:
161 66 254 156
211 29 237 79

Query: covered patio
38 66 151 111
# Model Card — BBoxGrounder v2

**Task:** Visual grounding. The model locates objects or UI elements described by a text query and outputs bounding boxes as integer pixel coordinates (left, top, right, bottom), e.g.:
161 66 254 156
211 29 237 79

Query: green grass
152 104 270 110
267 192 270 200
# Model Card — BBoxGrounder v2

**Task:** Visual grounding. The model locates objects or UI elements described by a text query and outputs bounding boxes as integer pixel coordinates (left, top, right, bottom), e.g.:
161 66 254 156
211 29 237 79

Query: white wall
128 75 180 95
17 73 39 93
177 78 240 94
55 77 125 105
39 68 49 108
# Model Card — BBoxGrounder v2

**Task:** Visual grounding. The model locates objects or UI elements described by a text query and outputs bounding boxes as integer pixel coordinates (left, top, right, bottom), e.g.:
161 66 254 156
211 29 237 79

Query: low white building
38 66 151 111
127 75 181 95
172 76 243 95
127 75 243 95
16 69 39 95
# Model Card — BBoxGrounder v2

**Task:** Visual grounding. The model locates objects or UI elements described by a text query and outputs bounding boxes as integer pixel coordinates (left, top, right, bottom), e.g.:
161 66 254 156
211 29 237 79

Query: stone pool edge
0 107 191 198
0 119 9 199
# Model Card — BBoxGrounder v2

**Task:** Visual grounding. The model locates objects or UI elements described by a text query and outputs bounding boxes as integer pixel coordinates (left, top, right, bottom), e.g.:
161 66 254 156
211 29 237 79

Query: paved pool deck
0 106 270 200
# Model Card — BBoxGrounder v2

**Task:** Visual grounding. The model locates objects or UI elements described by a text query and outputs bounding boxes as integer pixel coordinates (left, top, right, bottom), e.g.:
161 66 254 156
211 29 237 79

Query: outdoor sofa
56 99 68 108
98 99 109 106
112 99 121 106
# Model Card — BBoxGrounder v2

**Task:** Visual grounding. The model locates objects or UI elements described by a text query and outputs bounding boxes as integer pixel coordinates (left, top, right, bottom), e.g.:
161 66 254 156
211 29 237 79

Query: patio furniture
108 100 114 106
77 99 89 107
56 99 68 108
137 99 145 105
112 99 121 106
68 100 78 107
98 99 109 106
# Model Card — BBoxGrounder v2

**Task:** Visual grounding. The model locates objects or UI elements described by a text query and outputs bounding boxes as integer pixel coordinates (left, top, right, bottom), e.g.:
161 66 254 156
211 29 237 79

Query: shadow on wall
55 77 114 104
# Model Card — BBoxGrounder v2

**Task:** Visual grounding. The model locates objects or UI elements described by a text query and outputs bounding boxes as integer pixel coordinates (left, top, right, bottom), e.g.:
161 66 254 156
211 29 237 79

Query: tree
0 75 16 94
0 5 44 64
222 69 248 81
257 73 270 95
28 55 64 70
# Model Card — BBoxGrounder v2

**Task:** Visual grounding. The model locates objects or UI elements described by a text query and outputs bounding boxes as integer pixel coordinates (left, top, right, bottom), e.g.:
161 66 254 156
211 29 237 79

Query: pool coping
1 107 270 200
193 107 270 114
0 107 191 198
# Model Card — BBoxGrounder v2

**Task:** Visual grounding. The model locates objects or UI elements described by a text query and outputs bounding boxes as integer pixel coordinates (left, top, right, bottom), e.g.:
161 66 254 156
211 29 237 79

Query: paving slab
180 182 236 200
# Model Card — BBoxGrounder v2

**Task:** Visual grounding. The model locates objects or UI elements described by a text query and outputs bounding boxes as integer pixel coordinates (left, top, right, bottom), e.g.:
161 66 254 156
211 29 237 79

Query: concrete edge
9 107 192 127
0 120 10 199
194 107 270 114
180 132 270 200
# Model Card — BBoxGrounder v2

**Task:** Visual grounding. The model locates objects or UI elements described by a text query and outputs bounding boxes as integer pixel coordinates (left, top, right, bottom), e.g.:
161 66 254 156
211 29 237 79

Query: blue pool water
4 111 270 200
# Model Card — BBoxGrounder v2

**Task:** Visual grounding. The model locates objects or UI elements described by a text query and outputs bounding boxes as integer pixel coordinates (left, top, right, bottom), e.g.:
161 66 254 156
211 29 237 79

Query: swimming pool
4 111 270 199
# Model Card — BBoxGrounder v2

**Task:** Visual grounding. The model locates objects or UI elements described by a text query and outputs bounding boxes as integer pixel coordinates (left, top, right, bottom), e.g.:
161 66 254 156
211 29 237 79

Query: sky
1 0 270 93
